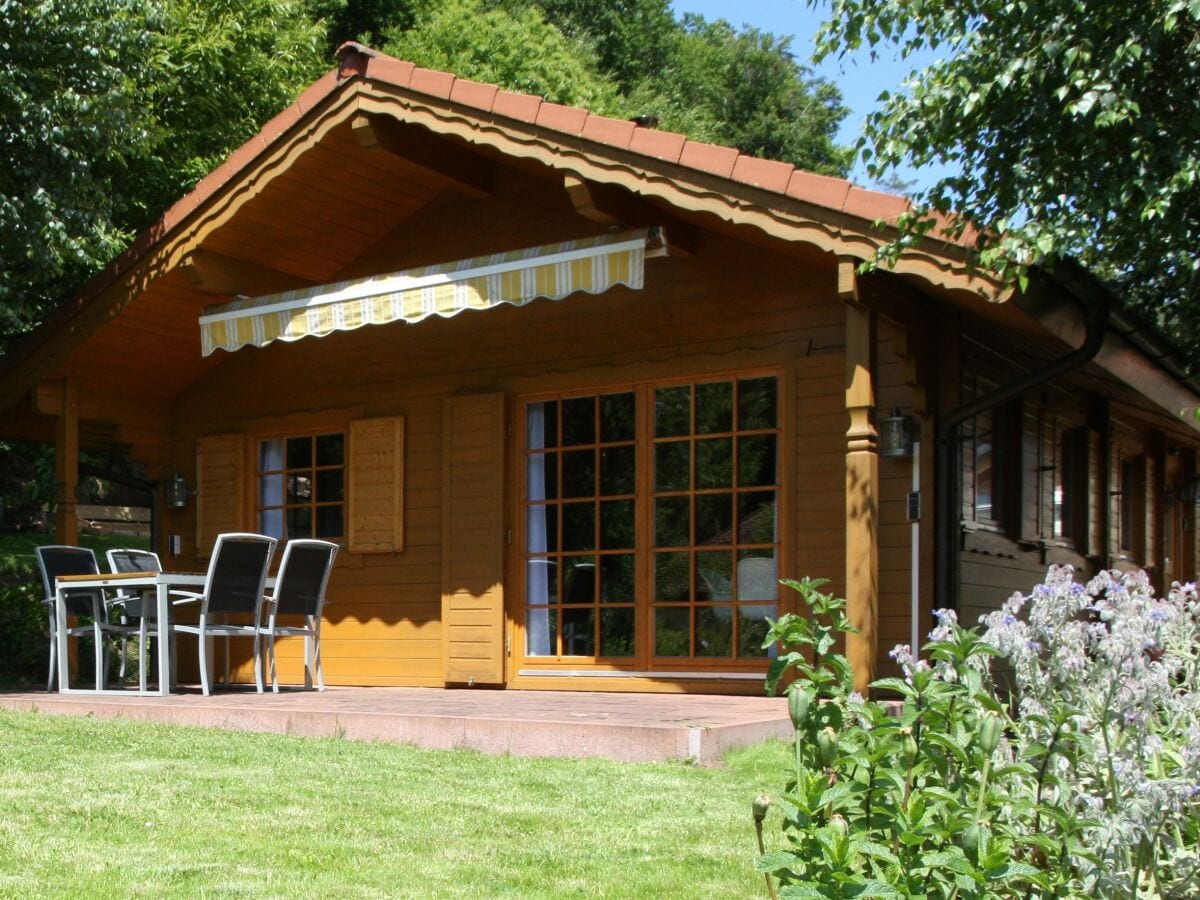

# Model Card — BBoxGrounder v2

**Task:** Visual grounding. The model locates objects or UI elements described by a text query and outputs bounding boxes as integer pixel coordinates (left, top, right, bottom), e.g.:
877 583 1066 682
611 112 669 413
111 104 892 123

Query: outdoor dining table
53 571 272 696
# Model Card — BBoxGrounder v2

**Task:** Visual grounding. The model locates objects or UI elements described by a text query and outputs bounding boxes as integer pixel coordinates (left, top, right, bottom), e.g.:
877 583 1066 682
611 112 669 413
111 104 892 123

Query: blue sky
670 0 948 192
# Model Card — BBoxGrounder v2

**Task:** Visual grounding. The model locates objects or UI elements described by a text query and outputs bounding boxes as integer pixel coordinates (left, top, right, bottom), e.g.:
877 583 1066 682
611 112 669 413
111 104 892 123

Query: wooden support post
54 378 79 545
840 260 879 694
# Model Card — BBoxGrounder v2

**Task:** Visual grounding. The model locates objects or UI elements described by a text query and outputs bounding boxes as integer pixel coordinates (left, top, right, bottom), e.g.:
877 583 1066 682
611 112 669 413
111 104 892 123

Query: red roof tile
534 101 588 136
678 141 740 179
492 89 542 124
628 127 686 163
449 78 499 112
409 67 456 100
295 68 340 115
786 170 851 211
579 115 636 150
843 186 911 222
365 55 414 89
731 155 794 195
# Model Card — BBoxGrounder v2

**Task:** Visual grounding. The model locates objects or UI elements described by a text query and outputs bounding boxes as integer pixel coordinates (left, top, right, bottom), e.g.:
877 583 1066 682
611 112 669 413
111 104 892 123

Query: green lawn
0 710 784 898
0 529 150 570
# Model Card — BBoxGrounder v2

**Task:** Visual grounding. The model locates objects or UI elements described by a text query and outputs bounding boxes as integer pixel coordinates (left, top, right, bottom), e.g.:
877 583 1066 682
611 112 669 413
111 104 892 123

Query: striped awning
199 228 662 356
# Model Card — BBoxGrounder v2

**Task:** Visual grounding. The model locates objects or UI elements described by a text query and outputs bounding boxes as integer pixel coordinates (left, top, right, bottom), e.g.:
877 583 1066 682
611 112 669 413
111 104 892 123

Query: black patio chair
170 533 276 696
258 539 338 692
106 548 163 691
36 545 136 691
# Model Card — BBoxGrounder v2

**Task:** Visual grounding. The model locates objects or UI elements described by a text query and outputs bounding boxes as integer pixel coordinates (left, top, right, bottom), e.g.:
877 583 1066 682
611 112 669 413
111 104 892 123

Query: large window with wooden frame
1053 426 1089 547
1118 455 1147 560
521 374 780 668
256 432 345 541
964 380 1021 534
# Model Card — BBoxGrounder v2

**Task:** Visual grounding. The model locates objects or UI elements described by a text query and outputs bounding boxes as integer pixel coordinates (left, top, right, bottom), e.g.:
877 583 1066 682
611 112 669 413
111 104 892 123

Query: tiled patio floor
0 685 791 765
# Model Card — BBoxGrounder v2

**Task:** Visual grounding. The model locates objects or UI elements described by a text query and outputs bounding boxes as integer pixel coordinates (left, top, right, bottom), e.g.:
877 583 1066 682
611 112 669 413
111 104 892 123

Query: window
1119 455 1146 559
966 387 1021 533
1054 427 1089 547
521 375 780 666
257 432 345 540
525 392 637 659
652 377 779 660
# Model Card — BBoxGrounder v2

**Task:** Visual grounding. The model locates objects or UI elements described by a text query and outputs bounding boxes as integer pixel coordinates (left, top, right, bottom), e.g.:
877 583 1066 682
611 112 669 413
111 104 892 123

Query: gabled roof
0 42 1004 413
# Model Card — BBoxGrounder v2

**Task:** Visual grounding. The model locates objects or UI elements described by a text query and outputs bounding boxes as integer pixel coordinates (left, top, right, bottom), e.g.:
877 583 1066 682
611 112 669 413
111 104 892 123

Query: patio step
0 687 792 765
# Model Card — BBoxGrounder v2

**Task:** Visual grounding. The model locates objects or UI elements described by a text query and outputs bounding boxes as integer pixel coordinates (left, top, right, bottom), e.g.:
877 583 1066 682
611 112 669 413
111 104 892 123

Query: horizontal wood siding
195 433 244 559
348 416 405 553
169 206 852 688
442 393 506 684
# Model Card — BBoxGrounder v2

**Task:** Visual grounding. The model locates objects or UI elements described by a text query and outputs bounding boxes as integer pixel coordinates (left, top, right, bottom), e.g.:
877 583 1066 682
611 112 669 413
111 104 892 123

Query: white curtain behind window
259 439 284 538
526 404 552 655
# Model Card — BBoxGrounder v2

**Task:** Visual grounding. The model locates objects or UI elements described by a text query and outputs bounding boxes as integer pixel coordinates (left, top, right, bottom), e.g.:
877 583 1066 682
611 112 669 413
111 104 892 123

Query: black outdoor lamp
166 472 193 509
879 408 915 458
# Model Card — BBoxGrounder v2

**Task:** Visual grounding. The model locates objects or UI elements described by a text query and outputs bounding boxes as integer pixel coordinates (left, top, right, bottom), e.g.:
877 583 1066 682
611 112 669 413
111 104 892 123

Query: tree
640 15 849 175
0 0 159 344
381 0 626 114
814 0 1200 355
128 0 329 232
0 0 329 348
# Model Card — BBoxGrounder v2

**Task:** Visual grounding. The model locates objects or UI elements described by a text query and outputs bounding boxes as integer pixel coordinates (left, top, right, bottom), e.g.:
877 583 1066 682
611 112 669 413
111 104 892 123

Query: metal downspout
934 297 1110 612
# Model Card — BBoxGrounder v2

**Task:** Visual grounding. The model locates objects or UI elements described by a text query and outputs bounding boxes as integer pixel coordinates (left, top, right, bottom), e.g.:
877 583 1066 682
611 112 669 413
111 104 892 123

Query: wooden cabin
2 43 1198 694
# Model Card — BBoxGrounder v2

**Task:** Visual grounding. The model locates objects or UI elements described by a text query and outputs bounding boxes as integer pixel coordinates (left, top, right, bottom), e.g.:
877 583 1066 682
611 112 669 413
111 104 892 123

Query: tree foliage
815 0 1200 355
381 0 624 114
0 0 158 340
0 0 327 347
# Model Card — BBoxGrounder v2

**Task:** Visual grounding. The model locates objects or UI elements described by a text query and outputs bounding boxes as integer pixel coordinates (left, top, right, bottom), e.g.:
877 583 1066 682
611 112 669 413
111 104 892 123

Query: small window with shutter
256 432 345 541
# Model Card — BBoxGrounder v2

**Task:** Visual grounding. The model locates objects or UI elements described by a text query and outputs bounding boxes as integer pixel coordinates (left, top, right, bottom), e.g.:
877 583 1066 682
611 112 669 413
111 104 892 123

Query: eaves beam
180 249 316 296
351 112 495 199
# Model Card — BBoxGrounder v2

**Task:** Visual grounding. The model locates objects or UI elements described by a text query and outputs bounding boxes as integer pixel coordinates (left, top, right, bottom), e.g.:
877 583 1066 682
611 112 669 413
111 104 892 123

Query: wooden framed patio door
515 374 781 677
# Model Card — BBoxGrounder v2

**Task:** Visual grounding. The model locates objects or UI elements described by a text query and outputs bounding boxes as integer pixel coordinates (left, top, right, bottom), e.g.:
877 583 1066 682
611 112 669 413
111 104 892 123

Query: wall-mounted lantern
879 408 915 458
166 472 193 509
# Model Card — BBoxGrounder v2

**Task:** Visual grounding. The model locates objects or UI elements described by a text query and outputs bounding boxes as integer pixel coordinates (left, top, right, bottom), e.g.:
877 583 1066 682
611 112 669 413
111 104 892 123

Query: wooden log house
2 43 1198 694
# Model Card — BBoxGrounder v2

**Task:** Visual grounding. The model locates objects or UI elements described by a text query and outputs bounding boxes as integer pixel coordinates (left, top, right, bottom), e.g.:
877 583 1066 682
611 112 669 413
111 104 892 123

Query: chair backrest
202 533 276 615
36 545 101 615
272 540 338 617
106 548 162 574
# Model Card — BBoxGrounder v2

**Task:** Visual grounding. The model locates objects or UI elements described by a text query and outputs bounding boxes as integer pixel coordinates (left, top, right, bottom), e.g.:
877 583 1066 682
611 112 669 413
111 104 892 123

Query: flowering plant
755 568 1200 898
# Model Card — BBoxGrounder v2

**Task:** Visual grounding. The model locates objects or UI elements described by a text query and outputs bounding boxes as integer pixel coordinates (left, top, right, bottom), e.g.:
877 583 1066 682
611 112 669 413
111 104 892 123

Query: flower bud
828 814 848 839
978 713 1002 755
963 822 990 860
816 726 839 768
901 732 918 766
752 794 771 823
788 687 811 730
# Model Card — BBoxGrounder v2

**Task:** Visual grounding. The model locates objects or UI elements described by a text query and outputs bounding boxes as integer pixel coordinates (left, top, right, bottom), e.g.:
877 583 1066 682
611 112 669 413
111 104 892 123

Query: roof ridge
331 41 924 227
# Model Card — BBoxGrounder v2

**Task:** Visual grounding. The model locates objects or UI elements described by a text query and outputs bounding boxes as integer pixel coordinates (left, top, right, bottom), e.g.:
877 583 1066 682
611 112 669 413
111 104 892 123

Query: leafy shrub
755 570 1200 898
0 551 46 683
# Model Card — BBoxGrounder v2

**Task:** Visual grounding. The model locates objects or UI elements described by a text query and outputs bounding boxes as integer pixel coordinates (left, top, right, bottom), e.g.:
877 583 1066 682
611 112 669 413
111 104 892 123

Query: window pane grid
651 378 779 662
524 393 636 659
257 432 345 541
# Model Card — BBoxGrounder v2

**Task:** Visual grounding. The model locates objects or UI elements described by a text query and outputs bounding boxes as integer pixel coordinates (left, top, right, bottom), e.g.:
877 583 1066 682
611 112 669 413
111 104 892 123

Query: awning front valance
199 228 661 356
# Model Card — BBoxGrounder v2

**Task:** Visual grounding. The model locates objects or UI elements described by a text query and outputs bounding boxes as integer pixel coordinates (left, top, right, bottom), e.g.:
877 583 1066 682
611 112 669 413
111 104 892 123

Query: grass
0 710 786 898
0 529 150 570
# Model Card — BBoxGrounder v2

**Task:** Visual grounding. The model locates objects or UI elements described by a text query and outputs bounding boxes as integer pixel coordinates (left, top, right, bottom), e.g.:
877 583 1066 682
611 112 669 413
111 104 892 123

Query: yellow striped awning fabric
199 228 661 356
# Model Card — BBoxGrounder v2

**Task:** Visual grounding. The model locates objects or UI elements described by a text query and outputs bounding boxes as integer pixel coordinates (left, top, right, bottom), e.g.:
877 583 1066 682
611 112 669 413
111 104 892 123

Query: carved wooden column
54 378 79 545
840 260 879 694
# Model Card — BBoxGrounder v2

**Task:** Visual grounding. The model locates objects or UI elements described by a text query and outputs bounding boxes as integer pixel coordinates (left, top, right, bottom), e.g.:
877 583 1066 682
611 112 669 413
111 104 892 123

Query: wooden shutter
348 416 405 553
195 433 245 559
441 393 506 685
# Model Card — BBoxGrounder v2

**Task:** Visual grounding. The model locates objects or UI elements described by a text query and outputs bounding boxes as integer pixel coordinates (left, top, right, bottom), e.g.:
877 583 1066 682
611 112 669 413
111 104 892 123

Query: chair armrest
171 591 203 606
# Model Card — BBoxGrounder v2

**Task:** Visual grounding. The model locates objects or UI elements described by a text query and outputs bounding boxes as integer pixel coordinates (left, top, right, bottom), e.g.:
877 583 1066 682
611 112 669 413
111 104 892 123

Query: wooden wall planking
164 220 876 689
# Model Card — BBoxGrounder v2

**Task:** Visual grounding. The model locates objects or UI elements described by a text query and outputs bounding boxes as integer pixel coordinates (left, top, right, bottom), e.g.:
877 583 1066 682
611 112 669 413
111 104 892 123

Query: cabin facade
2 44 1198 694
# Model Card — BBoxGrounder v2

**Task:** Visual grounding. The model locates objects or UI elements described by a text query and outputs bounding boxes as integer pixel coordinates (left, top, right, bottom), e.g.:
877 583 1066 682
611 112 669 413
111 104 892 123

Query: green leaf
756 851 801 874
